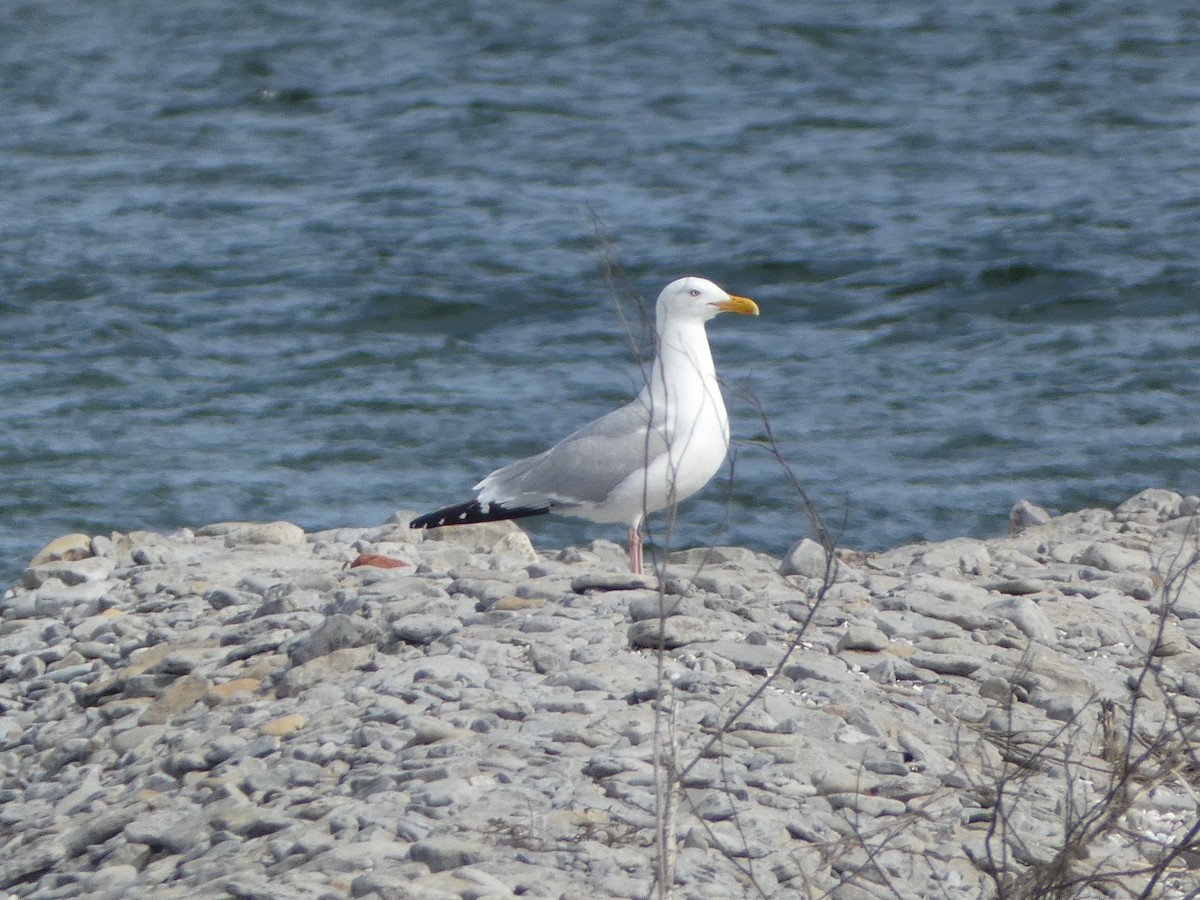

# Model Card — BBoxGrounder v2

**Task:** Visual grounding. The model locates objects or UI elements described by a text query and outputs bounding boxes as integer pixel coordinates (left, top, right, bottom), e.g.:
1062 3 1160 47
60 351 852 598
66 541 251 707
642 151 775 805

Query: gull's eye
689 289 701 297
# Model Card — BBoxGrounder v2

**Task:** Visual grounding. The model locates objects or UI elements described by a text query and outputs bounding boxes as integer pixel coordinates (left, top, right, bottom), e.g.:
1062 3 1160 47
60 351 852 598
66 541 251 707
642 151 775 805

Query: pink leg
627 525 643 575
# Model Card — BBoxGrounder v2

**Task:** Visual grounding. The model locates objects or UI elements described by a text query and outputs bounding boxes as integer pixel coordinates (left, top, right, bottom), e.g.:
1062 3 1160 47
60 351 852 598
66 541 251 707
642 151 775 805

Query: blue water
3 1 1199 584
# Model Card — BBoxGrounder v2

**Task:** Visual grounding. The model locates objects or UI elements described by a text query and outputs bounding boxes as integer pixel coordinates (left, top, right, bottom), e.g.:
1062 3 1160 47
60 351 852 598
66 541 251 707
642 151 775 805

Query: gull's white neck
651 314 716 387
642 313 726 435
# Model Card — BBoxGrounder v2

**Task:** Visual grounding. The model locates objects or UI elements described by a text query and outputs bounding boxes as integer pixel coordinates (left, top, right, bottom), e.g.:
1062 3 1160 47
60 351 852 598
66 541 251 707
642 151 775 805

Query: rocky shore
2 488 1199 899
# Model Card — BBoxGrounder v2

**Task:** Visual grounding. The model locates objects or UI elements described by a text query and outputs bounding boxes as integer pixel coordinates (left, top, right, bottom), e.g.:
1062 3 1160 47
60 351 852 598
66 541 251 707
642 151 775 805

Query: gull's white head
655 276 759 324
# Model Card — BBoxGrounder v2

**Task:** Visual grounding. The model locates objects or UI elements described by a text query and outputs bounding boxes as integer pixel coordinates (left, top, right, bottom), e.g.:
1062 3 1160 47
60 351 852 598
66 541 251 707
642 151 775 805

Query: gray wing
475 399 668 508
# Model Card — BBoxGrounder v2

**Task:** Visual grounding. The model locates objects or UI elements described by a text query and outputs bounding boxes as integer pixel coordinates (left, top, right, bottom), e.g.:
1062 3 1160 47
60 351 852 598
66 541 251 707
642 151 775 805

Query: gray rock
123 809 203 854
213 521 306 545
780 538 836 579
984 596 1055 644
276 646 375 697
448 577 518 605
409 835 487 872
32 579 110 616
908 652 981 677
288 614 381 664
689 790 736 821
784 652 852 684
22 556 115 589
862 750 911 777
1009 499 1052 532
1114 488 1182 523
0 624 47 657
918 539 991 575
74 639 121 663
452 865 516 897
1030 691 1085 722
826 792 907 817
1108 572 1157 602
695 640 782 674
417 519 527 553
392 615 462 646
150 645 224 675
571 572 657 592
62 807 142 855
543 670 613 692
669 546 763 567
29 532 95 566
984 576 1049 596
209 807 295 837
409 655 492 687
627 615 723 649
87 862 139 892
205 586 260 609
490 530 541 565
837 624 889 652
111 724 167 754
1073 542 1151 573
882 587 997 632
0 841 67 889
907 574 994 605
627 592 691 621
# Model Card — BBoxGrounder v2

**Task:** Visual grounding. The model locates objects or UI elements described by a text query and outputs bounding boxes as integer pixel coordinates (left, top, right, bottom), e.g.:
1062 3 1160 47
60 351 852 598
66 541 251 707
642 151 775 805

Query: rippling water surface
3 1 1199 582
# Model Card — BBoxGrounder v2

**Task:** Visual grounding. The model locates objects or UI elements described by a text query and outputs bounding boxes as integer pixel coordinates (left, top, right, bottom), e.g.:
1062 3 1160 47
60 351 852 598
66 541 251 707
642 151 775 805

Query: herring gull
409 276 759 573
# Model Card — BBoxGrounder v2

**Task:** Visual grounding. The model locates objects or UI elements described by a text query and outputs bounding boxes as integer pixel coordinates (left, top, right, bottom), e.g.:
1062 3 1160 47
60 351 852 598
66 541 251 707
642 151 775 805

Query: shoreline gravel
2 488 1199 898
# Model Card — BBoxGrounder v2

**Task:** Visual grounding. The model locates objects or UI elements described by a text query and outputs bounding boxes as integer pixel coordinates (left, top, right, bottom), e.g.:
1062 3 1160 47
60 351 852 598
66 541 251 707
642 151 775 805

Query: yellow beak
715 293 760 316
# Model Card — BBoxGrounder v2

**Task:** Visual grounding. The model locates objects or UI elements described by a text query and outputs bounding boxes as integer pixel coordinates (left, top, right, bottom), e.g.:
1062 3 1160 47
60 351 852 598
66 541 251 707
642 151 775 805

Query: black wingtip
409 500 549 529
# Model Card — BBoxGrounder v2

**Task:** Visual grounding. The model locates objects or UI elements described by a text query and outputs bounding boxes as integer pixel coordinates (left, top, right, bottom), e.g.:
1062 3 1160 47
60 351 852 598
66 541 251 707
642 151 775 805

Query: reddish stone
349 553 409 569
